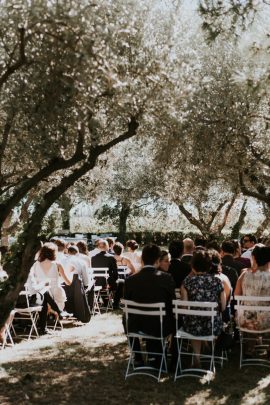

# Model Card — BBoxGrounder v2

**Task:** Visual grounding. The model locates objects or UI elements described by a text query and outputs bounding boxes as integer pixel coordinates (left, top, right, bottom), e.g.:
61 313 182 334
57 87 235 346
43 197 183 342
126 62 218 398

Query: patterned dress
182 274 224 336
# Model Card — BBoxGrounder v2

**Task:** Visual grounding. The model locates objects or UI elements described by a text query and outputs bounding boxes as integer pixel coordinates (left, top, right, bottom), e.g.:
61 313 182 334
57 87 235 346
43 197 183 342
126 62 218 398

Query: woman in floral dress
181 250 226 366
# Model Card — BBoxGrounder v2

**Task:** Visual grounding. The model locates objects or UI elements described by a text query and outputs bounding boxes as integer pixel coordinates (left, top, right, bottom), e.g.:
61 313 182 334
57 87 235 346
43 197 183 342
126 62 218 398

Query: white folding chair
117 266 129 280
13 286 42 340
235 295 270 369
173 299 218 381
92 267 113 311
1 310 15 349
122 299 169 382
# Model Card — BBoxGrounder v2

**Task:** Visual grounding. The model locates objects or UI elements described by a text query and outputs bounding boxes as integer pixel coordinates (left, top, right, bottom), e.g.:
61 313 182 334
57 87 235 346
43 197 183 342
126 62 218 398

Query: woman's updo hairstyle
252 246 270 267
126 240 139 251
191 250 211 273
38 242 56 262
208 249 221 274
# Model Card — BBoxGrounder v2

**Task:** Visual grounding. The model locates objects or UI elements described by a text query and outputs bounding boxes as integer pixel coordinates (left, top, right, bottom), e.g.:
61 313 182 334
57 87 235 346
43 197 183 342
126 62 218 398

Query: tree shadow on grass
0 341 270 405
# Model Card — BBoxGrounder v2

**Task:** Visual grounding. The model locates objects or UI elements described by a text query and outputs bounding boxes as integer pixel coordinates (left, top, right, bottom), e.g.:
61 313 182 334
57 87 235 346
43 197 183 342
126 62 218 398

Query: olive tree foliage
0 0 171 327
196 1 270 209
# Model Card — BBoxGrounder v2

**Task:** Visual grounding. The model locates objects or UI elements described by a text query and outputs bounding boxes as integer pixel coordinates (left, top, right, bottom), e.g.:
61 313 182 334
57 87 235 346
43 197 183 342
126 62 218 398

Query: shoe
59 311 73 319
39 328 52 336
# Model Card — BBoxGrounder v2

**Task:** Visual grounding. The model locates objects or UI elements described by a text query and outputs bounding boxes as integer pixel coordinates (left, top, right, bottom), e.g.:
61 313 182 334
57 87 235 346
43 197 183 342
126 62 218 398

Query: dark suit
124 266 176 337
168 259 191 288
222 255 245 277
91 251 118 288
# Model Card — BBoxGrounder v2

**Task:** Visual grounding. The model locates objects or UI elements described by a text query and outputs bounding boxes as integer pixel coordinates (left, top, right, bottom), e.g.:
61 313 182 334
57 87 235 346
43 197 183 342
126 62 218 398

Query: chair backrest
122 299 166 338
117 265 128 278
235 295 270 333
173 299 218 335
91 267 109 280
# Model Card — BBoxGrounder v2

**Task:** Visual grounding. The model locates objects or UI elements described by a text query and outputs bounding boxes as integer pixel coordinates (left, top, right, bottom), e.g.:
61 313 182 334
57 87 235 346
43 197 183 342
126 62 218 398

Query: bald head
98 239 109 252
183 238 194 254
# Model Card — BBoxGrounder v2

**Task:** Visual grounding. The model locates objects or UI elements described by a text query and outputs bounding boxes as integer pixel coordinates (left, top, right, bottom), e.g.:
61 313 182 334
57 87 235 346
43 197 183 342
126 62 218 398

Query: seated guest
113 242 136 274
158 250 170 272
77 240 91 268
221 240 246 277
235 245 270 332
125 239 142 272
231 239 250 268
124 244 176 366
241 234 257 261
208 249 232 322
206 239 221 253
53 238 67 265
168 240 191 288
91 239 120 310
63 245 92 322
27 243 71 334
89 239 101 260
107 237 115 255
181 238 194 266
194 237 207 251
181 250 226 366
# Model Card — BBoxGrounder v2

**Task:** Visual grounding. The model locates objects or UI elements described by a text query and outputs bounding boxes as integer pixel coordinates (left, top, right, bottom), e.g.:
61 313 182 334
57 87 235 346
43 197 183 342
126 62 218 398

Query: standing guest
181 238 194 266
168 240 191 288
113 242 136 274
241 234 257 261
125 240 142 272
181 250 226 366
124 244 176 366
27 243 71 334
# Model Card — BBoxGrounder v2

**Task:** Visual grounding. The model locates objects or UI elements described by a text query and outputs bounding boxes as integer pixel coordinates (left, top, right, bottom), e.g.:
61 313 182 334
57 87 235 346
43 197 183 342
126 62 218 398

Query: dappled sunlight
185 390 228 405
240 375 270 405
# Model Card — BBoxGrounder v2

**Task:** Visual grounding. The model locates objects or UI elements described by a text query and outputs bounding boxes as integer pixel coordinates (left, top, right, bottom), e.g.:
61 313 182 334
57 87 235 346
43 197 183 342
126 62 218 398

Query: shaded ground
0 314 270 405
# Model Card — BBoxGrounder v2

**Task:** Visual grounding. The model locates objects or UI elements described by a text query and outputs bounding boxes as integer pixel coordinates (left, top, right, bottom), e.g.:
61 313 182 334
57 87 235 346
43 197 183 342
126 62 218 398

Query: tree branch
239 171 270 205
0 124 86 226
0 28 27 91
178 203 206 235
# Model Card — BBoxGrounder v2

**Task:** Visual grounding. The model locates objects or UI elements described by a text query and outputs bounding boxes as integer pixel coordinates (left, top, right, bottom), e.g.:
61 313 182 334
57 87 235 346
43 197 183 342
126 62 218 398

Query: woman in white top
125 240 142 272
27 242 71 334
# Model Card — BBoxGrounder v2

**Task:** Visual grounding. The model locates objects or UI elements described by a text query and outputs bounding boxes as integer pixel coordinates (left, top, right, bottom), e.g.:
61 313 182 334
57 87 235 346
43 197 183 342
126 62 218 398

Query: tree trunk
118 202 130 243
0 117 139 328
230 199 247 239
58 194 72 231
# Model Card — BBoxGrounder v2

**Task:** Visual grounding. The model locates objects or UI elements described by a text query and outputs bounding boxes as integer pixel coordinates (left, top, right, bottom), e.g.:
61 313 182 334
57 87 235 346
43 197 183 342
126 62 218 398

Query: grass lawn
0 313 270 405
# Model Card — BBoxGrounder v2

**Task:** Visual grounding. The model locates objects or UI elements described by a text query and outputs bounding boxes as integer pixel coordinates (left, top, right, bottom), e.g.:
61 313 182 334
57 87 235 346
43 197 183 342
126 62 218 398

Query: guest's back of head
77 240 88 255
252 245 270 267
113 242 124 256
142 244 161 266
126 239 139 252
191 250 211 273
38 242 57 262
169 240 184 259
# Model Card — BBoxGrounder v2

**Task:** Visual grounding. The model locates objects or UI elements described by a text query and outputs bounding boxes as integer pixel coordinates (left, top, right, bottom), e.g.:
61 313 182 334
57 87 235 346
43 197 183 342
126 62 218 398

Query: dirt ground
0 313 270 405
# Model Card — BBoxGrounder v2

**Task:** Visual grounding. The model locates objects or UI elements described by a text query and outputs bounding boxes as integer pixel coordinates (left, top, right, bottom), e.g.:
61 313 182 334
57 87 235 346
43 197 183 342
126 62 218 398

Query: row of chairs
123 296 270 382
